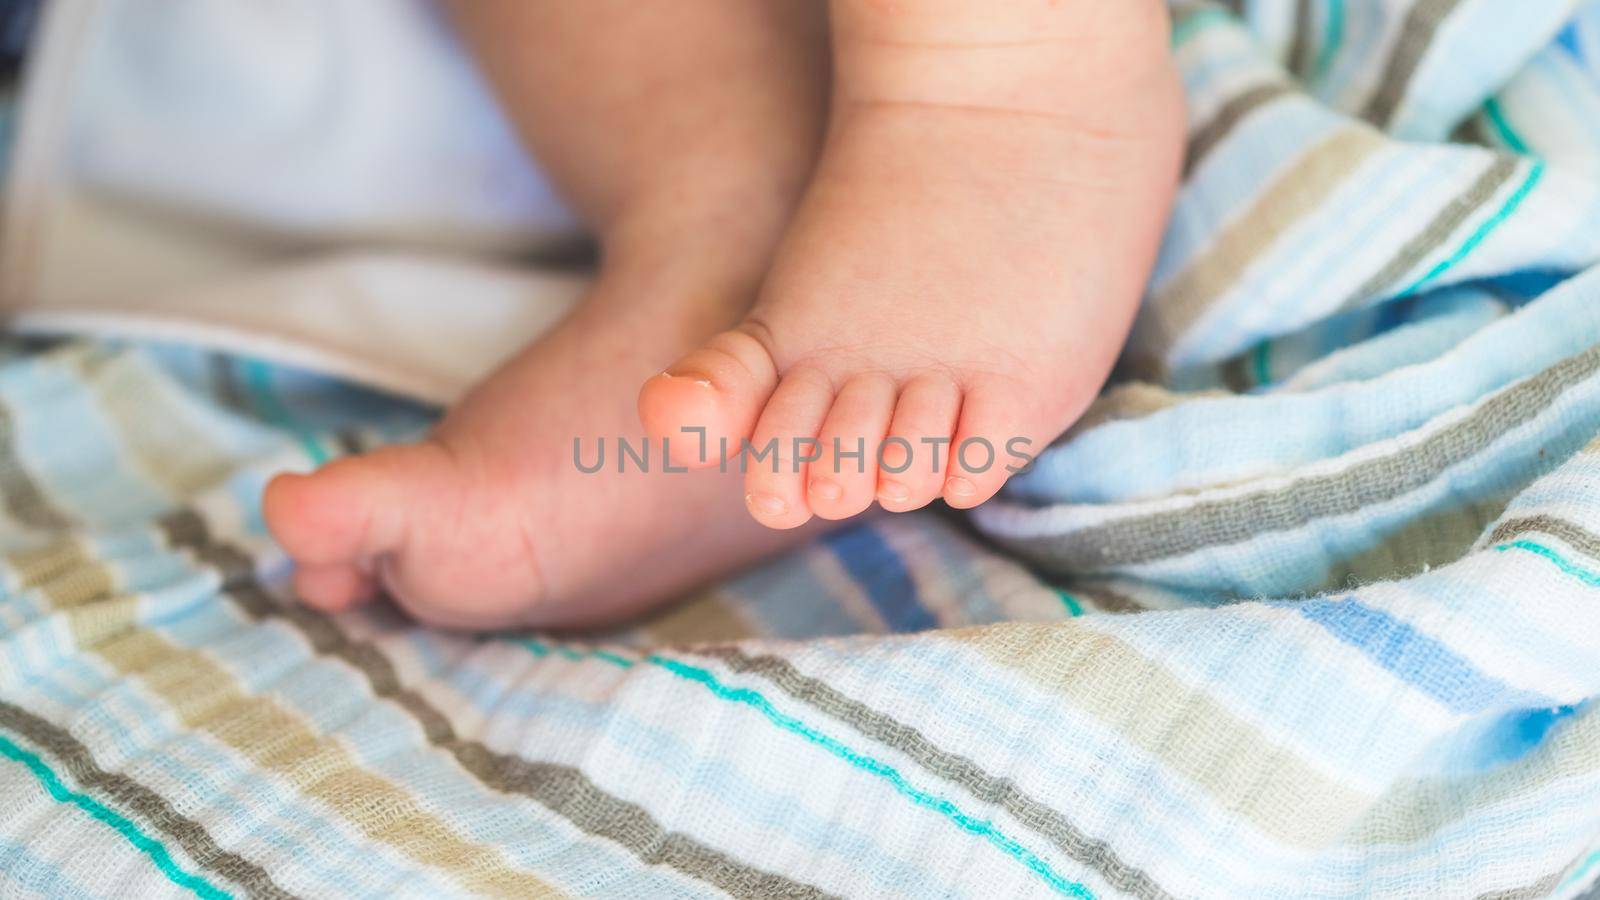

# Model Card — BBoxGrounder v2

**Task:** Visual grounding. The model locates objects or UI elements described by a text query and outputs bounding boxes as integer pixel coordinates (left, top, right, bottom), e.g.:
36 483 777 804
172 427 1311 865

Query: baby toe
809 374 896 520
293 562 377 613
942 389 1034 509
742 367 834 529
876 374 962 512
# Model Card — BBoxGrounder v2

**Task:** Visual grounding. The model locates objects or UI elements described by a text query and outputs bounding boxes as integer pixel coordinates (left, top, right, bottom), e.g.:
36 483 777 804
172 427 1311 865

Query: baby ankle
831 0 1173 113
831 0 1168 46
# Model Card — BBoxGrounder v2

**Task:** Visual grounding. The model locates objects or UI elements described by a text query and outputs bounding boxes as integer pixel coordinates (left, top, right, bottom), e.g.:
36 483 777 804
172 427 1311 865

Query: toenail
658 371 713 388
877 481 911 504
809 478 843 502
662 370 714 387
745 492 789 517
944 477 977 498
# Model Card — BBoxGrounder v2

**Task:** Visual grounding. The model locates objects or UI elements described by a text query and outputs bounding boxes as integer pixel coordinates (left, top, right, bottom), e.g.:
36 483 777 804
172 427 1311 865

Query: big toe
638 327 779 468
265 440 554 629
263 442 453 570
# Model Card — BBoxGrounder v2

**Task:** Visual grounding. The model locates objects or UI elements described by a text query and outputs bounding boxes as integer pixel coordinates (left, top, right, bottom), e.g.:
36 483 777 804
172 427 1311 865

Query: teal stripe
1056 590 1084 618
1483 98 1531 155
520 639 1094 900
647 655 1094 900
1251 340 1273 386
1311 0 1346 83
1396 161 1546 298
242 359 328 465
1172 7 1235 49
0 733 232 900
523 639 638 669
1494 539 1600 589
1557 845 1600 893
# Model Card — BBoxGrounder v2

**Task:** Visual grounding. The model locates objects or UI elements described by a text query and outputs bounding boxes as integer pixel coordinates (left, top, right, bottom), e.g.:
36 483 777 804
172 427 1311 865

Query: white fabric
1 0 588 404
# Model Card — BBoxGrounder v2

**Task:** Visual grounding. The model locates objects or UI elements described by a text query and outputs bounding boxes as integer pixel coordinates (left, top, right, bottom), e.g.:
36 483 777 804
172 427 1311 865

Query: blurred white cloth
1 0 588 404
69 0 576 247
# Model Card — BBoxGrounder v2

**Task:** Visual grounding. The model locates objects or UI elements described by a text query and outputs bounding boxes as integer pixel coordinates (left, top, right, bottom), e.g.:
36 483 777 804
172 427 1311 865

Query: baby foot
264 0 832 629
263 235 815 630
640 0 1184 529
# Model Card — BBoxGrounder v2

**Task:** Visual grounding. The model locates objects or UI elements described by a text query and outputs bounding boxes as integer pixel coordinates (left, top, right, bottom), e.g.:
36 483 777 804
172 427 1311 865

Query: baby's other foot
266 0 832 628
640 0 1184 528
264 235 814 630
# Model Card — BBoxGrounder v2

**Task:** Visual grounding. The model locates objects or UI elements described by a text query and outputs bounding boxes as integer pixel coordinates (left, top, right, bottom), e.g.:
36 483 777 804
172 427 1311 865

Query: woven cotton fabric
3 1 1600 897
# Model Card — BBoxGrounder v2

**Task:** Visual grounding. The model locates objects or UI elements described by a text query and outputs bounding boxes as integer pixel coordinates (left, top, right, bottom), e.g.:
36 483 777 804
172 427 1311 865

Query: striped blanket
4 1 1600 897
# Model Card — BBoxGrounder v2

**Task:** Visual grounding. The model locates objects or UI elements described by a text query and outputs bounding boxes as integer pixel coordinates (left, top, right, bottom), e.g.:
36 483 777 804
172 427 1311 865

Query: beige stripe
26 347 815 898
1145 126 1386 355
158 513 829 900
23 545 561 899
953 623 1371 846
0 400 72 531
63 348 239 500
8 536 112 599
26 520 829 900
640 589 756 646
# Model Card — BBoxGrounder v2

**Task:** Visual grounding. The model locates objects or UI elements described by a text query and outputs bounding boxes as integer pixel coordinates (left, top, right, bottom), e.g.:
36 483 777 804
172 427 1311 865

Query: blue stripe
1557 21 1583 59
0 839 96 900
822 526 937 632
1373 292 1421 334
1481 269 1568 302
1294 598 1537 714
